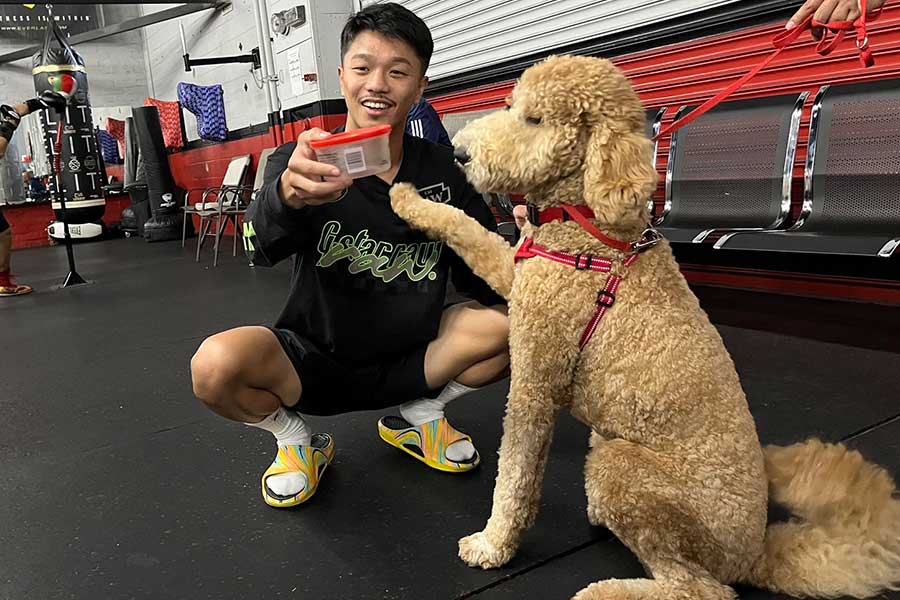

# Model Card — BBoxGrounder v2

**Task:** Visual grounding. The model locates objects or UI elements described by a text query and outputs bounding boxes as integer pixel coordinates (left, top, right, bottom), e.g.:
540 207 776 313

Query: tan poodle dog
390 55 900 599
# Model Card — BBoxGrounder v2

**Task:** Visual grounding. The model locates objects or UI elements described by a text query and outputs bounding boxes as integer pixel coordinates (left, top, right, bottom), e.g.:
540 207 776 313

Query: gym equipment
32 12 105 247
132 106 185 242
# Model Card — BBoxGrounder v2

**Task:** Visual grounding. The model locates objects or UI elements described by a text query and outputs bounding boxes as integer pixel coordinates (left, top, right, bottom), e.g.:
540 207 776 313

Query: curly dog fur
390 55 900 599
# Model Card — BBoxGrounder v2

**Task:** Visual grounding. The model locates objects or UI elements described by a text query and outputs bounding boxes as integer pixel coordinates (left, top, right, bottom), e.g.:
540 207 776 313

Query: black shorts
270 328 434 416
0 208 8 234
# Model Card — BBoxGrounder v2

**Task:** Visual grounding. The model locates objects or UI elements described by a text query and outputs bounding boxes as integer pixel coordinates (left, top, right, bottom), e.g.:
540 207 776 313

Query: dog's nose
454 147 471 165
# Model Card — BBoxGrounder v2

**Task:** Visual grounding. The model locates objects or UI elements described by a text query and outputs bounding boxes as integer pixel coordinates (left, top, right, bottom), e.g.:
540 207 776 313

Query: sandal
0 284 33 297
261 433 334 508
378 416 480 473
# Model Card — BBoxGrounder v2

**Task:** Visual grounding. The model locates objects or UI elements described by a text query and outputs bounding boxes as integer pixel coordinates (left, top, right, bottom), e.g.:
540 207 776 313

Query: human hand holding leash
788 0 887 39
279 128 353 209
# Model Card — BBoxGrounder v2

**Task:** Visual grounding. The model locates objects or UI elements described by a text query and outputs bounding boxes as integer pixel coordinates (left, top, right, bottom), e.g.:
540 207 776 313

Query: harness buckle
596 290 616 308
631 228 663 253
526 203 541 226
574 254 594 270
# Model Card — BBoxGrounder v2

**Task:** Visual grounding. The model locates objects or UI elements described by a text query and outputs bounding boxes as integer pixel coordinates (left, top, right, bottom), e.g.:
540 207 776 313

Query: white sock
400 380 478 462
247 407 311 496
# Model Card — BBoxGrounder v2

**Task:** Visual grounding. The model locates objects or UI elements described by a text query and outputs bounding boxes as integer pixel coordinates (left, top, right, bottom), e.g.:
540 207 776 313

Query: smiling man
190 3 509 508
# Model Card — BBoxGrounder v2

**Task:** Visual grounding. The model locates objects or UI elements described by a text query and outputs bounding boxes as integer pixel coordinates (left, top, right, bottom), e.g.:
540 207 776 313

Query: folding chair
182 154 251 265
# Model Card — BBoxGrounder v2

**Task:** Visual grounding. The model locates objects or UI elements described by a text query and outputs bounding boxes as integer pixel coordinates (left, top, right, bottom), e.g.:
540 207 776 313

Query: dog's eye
526 116 542 125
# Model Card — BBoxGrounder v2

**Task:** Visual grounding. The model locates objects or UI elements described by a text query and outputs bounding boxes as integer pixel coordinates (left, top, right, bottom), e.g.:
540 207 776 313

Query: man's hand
24 91 68 115
279 128 353 209
513 204 527 230
37 90 68 111
787 0 887 39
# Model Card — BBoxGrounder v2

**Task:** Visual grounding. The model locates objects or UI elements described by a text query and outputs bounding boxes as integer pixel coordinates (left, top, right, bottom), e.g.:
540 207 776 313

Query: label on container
343 146 366 174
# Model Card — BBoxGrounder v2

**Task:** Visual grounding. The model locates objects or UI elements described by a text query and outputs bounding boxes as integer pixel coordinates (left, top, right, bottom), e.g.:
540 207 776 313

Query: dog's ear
582 121 658 226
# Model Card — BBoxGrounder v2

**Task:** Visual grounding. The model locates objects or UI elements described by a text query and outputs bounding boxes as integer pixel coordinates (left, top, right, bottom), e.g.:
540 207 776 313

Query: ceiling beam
0 3 227 65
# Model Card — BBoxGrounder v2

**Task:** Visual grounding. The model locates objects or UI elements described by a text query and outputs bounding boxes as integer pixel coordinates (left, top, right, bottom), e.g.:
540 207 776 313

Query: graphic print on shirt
417 182 451 204
313 182 452 284
316 221 443 283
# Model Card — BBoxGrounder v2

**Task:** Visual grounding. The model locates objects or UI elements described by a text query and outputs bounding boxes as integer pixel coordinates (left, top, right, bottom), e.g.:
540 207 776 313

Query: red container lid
309 124 391 149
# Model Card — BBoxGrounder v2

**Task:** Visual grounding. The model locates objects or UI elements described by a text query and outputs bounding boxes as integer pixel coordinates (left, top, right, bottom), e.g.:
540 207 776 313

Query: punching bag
32 18 106 233
132 106 185 242
122 116 150 238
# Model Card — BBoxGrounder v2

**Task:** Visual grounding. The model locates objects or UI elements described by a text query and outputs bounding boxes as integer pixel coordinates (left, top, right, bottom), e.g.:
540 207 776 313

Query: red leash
655 0 883 140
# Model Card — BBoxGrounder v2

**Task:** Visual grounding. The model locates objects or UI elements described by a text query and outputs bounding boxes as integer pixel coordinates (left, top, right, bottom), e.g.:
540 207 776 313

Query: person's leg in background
0 97 63 297
0 212 32 297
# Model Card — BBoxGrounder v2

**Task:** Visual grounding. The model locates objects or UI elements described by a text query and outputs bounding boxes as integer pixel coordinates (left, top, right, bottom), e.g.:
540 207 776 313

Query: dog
389 55 900 599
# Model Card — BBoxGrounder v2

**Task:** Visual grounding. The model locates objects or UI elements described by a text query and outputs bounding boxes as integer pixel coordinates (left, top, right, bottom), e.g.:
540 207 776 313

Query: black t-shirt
244 133 504 365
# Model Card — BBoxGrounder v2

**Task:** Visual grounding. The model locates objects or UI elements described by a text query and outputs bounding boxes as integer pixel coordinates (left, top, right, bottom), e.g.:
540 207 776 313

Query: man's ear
337 66 347 97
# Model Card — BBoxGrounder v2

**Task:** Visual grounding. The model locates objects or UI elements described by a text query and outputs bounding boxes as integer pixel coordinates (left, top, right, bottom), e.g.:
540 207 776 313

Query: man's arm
1 92 68 159
243 143 308 267
244 129 353 267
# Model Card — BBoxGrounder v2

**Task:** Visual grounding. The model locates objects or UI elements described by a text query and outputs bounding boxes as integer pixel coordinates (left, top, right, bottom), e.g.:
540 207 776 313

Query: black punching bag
122 116 150 238
132 106 185 242
32 18 106 230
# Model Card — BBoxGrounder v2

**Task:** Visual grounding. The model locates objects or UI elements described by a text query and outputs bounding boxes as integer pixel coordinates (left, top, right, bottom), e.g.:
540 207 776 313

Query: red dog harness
515 203 661 350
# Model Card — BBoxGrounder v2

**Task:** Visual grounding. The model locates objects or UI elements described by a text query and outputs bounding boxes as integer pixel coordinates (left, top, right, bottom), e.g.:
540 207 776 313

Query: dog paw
458 531 514 569
389 182 423 218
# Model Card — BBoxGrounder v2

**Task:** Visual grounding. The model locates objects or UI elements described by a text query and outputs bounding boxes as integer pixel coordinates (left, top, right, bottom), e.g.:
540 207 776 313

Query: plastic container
310 124 392 179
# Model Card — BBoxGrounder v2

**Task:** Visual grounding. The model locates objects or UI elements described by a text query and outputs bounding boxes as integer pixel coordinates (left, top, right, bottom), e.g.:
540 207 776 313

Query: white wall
140 1 270 141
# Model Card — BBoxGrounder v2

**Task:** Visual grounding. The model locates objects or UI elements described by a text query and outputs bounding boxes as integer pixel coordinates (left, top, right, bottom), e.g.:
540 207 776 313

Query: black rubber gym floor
1 238 897 600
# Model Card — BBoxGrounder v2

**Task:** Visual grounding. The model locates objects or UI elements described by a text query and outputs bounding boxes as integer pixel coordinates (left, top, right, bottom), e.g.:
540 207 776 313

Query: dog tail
744 439 900 598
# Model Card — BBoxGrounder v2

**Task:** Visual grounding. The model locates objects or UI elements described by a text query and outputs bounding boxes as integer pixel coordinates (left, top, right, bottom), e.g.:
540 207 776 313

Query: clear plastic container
309 124 392 179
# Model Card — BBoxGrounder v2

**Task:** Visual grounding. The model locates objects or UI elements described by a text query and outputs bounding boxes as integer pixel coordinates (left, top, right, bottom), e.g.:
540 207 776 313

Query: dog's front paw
389 182 423 219
458 531 514 569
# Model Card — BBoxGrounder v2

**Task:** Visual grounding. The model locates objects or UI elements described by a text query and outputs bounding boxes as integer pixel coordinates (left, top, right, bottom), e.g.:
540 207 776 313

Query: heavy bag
132 106 184 242
32 18 106 225
122 116 150 238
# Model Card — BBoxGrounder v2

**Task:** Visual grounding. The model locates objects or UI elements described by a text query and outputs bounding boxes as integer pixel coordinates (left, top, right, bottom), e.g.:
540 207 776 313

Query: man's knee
191 334 243 408
469 304 510 355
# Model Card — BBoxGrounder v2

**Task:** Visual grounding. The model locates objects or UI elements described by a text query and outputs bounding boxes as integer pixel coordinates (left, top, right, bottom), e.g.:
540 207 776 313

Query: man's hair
340 3 433 75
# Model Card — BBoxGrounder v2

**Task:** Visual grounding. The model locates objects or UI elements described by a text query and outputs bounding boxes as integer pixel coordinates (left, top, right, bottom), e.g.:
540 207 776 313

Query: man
190 3 509 508
406 97 452 147
0 91 66 297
